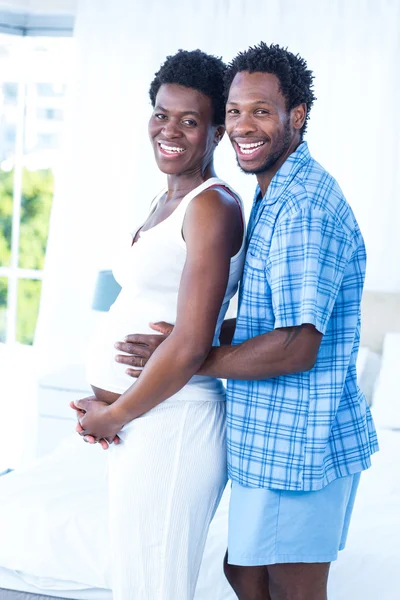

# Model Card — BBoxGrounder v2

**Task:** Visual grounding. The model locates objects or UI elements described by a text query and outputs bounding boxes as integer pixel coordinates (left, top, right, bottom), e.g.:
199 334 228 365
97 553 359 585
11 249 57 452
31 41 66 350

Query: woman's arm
78 188 242 437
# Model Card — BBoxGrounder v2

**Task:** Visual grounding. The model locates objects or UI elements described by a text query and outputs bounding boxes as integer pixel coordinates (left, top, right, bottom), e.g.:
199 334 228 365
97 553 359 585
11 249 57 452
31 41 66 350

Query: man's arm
199 323 322 380
115 321 322 380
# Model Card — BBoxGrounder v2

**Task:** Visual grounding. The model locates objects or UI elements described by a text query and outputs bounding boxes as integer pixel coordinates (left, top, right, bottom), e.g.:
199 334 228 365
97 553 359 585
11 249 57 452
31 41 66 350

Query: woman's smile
158 140 187 157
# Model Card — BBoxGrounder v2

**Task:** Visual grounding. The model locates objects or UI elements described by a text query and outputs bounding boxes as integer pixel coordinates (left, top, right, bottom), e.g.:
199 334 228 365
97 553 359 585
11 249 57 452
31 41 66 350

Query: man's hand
114 321 173 377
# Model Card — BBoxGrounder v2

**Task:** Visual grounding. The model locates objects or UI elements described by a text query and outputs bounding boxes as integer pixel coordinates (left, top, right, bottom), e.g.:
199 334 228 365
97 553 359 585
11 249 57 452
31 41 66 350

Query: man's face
225 71 295 175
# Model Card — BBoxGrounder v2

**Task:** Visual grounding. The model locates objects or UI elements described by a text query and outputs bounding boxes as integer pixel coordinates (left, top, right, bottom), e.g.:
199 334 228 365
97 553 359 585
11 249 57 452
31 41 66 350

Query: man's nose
233 113 258 136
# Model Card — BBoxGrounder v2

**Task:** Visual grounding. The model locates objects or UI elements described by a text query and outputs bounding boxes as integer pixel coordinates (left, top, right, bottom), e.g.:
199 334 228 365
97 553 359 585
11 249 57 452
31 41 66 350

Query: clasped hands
71 321 172 450
70 398 123 450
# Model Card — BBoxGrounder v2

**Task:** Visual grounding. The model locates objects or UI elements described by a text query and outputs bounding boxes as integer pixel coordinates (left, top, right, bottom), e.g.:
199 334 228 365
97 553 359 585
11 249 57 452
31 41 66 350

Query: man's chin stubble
236 137 292 175
236 156 273 175
235 123 293 176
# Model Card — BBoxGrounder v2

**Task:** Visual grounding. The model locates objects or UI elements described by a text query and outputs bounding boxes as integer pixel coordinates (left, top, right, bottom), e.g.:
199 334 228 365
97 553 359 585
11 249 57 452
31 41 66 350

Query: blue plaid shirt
227 142 379 491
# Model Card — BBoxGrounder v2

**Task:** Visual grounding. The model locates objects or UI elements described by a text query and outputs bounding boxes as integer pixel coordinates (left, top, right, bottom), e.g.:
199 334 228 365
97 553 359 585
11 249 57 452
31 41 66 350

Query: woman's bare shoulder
186 184 241 224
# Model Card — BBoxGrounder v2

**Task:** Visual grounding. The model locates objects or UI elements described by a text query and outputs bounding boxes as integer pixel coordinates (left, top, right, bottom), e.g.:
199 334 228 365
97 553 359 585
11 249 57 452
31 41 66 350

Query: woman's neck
165 162 217 201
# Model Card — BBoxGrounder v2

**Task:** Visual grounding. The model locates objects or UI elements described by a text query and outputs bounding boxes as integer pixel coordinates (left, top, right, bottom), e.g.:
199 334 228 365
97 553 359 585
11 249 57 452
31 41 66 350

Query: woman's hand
70 398 124 449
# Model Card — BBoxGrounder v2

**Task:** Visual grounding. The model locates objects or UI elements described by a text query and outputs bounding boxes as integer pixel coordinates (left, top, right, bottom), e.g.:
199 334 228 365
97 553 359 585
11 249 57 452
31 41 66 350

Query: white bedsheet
0 566 112 599
328 427 400 600
0 429 398 600
0 435 111 589
0 433 235 599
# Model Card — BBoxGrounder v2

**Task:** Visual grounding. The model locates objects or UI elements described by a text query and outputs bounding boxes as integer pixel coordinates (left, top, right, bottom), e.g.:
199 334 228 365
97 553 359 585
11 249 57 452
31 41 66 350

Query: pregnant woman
71 49 245 599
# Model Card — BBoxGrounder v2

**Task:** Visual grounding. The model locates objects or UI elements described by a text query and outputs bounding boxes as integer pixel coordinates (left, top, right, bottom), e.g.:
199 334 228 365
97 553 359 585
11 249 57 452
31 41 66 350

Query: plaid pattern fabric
227 142 379 491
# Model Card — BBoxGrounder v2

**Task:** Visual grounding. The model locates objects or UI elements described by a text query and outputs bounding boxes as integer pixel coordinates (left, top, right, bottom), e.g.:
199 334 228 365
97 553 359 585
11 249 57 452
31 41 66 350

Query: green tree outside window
0 168 53 344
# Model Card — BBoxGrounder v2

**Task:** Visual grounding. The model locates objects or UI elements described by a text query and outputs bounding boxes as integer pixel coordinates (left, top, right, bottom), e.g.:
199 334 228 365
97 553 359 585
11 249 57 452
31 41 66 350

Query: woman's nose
162 119 182 138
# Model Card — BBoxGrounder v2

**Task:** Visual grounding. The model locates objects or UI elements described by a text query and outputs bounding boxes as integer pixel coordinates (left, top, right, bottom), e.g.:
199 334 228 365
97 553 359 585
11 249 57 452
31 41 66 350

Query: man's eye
183 119 197 127
155 113 166 120
255 110 270 115
227 109 239 115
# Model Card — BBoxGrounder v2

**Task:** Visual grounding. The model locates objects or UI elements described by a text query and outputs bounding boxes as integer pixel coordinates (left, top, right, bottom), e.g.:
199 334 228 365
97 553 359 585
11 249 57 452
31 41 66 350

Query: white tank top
86 177 246 396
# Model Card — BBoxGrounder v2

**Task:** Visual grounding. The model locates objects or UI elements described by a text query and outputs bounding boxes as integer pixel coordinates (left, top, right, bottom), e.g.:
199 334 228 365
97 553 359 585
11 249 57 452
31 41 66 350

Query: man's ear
291 103 307 132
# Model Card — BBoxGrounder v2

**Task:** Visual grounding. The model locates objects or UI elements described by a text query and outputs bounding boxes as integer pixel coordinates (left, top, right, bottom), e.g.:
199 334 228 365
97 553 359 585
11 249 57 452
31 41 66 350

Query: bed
0 433 235 600
0 291 399 600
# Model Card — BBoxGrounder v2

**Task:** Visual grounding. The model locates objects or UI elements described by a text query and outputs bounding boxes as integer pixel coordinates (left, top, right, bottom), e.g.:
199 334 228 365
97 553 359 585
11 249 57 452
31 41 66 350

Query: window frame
0 9 74 344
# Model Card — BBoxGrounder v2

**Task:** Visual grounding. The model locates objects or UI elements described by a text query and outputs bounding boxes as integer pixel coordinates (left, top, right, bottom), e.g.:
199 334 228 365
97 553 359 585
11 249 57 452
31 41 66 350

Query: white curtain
35 0 400 372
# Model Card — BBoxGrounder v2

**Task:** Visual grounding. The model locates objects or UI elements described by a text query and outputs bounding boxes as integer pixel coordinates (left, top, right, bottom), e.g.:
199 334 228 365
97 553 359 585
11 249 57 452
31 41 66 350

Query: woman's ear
215 125 225 144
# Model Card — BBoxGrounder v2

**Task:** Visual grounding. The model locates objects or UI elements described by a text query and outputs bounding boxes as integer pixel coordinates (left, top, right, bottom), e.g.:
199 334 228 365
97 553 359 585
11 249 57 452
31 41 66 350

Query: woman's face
148 83 223 176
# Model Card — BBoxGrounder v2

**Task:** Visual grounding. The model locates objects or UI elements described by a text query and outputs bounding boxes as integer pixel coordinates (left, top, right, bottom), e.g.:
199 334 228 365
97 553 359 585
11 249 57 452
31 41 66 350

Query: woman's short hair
149 49 226 126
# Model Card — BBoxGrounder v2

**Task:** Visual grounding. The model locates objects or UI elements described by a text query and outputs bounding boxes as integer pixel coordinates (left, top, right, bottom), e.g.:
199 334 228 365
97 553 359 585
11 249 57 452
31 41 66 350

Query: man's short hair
149 49 226 126
225 42 316 135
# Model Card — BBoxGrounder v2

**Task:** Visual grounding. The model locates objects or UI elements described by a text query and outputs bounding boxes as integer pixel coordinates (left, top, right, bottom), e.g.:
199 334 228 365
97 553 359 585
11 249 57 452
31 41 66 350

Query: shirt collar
254 141 311 206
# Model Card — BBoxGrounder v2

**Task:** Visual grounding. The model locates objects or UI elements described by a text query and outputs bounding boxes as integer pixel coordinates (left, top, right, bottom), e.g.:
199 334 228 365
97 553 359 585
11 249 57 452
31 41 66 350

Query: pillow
357 347 381 406
356 346 369 380
371 333 400 429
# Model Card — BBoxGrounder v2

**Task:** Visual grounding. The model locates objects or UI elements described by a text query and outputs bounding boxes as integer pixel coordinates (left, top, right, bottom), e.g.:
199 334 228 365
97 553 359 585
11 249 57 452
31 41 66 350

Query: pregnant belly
86 297 168 395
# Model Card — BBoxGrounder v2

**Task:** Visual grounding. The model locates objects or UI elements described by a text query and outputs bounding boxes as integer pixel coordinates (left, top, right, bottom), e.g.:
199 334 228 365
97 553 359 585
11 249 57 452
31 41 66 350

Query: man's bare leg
267 562 330 600
224 555 330 600
224 552 271 600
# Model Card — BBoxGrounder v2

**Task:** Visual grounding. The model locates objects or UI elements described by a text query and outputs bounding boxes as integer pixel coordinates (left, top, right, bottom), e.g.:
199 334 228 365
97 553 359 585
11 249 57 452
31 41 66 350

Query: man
113 43 379 599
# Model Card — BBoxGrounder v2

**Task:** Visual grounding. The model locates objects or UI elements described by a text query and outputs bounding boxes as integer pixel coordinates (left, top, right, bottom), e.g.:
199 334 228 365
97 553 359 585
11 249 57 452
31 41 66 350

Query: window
3 82 17 102
37 107 64 121
0 33 74 345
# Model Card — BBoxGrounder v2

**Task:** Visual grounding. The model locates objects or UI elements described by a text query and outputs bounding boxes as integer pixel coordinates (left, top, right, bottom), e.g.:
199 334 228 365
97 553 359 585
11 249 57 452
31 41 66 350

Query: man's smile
233 139 267 160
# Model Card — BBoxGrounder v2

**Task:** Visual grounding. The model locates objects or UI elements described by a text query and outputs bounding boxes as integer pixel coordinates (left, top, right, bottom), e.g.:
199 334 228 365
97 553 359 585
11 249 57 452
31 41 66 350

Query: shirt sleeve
265 208 354 334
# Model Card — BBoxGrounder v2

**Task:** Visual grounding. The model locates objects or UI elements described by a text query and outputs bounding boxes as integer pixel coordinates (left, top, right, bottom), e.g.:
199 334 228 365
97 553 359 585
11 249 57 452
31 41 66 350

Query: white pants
108 395 227 600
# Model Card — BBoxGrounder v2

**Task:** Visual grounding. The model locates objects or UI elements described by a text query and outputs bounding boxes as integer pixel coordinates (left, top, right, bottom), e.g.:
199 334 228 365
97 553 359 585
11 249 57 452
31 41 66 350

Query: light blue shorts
228 472 361 566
